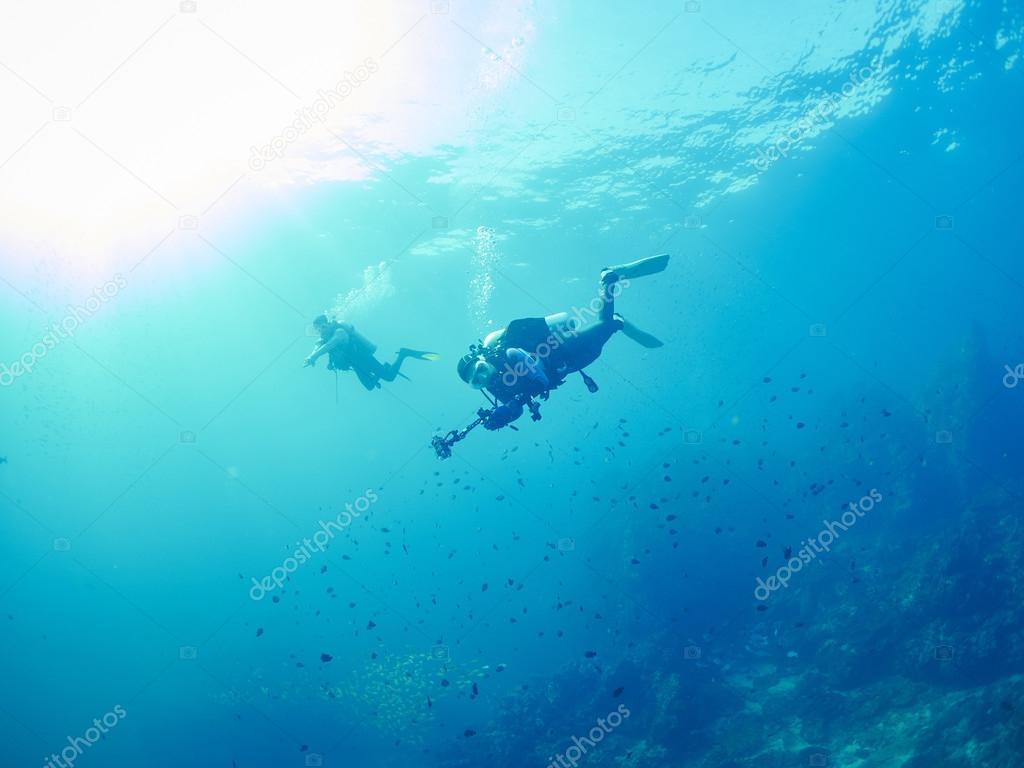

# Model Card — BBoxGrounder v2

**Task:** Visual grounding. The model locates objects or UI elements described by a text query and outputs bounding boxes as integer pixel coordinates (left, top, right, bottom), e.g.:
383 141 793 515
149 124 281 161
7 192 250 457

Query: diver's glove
484 401 523 430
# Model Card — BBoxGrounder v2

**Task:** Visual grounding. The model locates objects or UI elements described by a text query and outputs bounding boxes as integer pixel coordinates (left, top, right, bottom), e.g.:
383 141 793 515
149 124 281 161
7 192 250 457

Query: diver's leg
597 272 617 323
378 351 409 382
597 263 664 348
557 319 621 373
355 368 380 390
352 356 385 388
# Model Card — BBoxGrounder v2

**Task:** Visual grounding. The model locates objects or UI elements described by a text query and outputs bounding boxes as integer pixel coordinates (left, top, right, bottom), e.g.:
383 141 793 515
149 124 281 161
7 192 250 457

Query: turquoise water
2 1 1023 766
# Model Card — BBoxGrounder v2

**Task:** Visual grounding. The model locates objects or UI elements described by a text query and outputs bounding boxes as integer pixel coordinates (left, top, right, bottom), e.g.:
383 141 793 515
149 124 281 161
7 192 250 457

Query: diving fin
603 253 670 281
400 348 441 361
619 316 664 348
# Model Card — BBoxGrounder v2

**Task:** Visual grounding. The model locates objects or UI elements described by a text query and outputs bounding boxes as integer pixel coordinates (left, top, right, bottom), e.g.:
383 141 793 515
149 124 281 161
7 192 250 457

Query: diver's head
458 354 496 390
312 314 332 337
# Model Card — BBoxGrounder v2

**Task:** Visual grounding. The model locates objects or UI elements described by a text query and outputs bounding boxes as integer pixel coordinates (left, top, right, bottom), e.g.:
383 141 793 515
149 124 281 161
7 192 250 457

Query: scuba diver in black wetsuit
432 255 669 458
304 315 439 391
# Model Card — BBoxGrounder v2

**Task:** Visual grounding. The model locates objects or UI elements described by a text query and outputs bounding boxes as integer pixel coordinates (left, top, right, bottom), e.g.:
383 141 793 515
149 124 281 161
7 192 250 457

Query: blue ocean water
1 1 1023 766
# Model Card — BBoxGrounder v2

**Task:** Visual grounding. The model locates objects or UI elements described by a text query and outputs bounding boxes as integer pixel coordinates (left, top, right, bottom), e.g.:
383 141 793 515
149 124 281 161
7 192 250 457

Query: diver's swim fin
603 253 670 281
619 316 664 348
400 348 441 361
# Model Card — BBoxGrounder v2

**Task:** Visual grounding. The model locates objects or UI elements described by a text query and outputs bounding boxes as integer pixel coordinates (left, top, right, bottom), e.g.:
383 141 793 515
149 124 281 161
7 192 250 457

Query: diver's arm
484 399 524 430
505 348 549 391
304 328 349 366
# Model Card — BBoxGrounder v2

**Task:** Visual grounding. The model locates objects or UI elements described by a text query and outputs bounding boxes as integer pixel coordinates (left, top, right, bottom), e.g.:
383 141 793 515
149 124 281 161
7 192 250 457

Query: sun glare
0 0 517 287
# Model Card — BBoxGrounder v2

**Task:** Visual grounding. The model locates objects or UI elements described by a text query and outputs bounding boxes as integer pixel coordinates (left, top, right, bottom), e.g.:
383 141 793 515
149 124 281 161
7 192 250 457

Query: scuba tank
337 322 378 356
543 312 580 337
482 313 580 350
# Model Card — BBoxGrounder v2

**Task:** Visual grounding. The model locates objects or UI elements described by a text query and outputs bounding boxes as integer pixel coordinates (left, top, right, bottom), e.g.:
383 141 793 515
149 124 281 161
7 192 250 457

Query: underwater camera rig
431 395 543 460
431 409 490 460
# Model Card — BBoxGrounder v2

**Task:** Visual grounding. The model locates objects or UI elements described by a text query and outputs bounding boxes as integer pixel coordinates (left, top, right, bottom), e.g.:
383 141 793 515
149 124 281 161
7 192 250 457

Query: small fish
612 686 624 697
584 650 597 658
255 627 264 637
320 653 333 662
464 729 476 737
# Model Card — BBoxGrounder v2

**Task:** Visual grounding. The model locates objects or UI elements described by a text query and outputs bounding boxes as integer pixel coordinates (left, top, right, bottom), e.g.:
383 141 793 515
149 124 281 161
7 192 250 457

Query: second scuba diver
304 315 439 391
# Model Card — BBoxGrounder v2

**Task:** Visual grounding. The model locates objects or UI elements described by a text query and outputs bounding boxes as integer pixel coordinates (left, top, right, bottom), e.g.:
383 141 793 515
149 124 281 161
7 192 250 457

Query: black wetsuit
493 278 622 389
482 278 622 427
